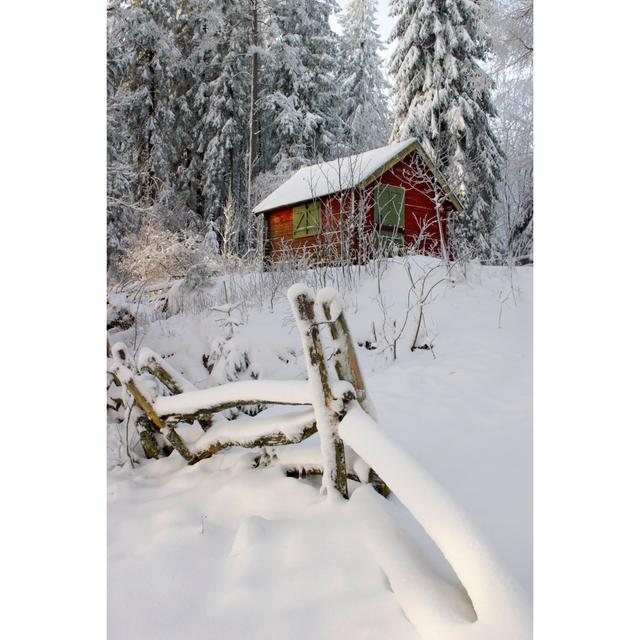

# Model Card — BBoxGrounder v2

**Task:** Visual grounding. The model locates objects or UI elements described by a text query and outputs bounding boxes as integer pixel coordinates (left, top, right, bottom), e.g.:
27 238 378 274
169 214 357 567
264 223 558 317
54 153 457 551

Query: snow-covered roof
254 138 421 214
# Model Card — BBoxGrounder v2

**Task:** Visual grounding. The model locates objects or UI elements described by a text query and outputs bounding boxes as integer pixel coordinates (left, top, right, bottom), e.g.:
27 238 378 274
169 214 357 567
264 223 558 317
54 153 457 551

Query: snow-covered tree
108 0 182 205
337 0 391 152
106 0 373 275
120 211 209 282
389 0 503 259
260 0 343 173
170 0 213 220
107 9 139 271
219 192 240 257
483 0 532 262
199 1 250 228
107 0 191 276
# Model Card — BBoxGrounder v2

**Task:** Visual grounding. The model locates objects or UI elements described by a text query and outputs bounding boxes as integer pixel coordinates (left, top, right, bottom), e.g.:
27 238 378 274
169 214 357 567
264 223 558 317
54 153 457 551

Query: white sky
330 0 396 64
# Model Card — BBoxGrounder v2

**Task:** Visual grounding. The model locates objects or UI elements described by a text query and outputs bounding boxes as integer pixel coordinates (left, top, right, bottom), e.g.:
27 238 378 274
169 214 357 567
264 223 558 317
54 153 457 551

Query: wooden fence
107 284 388 498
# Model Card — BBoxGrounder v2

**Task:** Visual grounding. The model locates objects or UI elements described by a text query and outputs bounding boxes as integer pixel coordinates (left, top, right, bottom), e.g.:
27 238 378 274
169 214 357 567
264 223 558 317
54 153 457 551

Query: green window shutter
293 205 308 238
374 185 405 229
292 202 321 238
307 202 321 234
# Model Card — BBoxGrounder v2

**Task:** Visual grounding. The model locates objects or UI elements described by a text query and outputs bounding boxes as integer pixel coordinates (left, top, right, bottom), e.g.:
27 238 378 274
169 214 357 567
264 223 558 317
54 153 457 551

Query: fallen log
109 348 192 462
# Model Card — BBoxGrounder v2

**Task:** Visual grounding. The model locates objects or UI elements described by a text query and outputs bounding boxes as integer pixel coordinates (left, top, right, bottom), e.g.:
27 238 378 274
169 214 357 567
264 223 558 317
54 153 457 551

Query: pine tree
389 0 503 259
484 0 533 262
337 0 391 152
202 1 250 241
260 0 343 173
171 0 211 220
108 0 182 205
107 2 140 271
107 0 359 275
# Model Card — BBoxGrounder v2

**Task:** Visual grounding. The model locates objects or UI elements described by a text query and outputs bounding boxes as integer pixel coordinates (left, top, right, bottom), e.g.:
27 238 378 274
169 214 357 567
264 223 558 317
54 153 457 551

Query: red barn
253 138 463 266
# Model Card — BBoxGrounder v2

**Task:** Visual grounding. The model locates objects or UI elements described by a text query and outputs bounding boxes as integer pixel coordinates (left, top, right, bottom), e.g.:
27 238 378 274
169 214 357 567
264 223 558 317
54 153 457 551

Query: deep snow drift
108 257 532 640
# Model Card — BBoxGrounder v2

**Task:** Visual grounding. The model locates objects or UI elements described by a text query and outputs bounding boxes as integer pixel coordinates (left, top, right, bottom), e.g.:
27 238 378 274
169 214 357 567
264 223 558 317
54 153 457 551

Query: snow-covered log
339 402 531 639
136 347 196 395
153 380 312 418
288 284 348 499
189 409 318 463
110 363 165 434
165 427 196 463
273 440 377 487
108 350 193 462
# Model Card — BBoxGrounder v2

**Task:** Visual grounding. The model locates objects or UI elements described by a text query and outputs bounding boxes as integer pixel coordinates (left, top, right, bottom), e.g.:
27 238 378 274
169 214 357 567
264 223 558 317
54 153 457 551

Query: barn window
292 202 321 238
374 184 405 230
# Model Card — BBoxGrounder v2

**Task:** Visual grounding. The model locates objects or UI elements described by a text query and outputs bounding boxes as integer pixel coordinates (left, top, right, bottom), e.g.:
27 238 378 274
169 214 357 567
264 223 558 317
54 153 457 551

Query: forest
107 0 532 282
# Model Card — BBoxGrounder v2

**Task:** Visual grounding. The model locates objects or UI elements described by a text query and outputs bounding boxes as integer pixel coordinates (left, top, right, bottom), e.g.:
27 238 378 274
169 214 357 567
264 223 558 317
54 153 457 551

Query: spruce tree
107 0 359 274
261 0 342 173
108 0 182 206
389 0 503 259
206 2 251 245
337 0 391 152
171 0 211 221
107 2 139 270
486 0 533 261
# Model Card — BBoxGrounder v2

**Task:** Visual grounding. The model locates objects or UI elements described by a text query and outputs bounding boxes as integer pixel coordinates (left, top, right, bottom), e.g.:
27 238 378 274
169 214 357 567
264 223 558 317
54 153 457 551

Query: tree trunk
247 0 259 213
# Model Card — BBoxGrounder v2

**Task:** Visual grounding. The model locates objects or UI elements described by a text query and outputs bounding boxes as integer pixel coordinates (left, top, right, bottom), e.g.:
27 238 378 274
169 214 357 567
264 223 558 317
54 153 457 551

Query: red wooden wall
373 149 455 256
262 149 455 264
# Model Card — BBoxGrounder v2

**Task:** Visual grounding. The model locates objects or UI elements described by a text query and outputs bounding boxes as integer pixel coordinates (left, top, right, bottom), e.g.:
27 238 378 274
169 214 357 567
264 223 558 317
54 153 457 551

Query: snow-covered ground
108 257 532 639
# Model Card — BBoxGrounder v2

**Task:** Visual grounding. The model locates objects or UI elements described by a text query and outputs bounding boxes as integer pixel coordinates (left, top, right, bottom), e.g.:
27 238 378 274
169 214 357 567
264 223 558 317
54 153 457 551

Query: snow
109 341 130 365
253 138 417 213
190 408 317 454
109 458 421 640
269 436 368 479
154 379 313 417
273 437 327 472
340 402 531 638
315 286 343 321
108 256 532 639
136 346 197 392
349 486 479 635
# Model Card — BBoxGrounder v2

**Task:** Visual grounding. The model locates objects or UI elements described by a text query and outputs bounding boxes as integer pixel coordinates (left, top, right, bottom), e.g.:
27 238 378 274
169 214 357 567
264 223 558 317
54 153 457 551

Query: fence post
137 415 160 459
319 295 375 419
320 291 389 497
109 343 193 463
289 285 349 499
